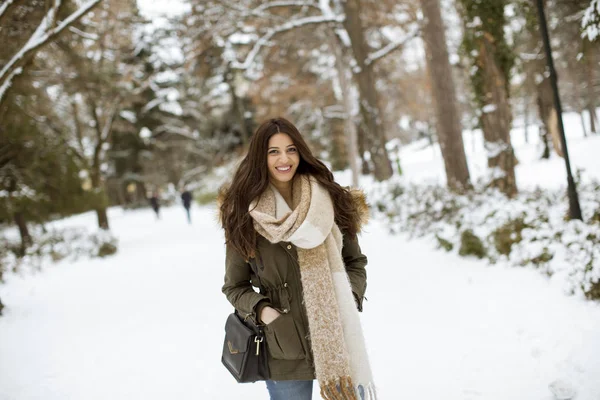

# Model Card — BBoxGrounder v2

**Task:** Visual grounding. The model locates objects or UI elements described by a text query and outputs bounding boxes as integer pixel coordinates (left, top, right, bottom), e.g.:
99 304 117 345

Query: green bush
528 248 554 266
97 242 118 258
586 281 600 300
459 230 486 259
492 217 528 256
436 235 454 252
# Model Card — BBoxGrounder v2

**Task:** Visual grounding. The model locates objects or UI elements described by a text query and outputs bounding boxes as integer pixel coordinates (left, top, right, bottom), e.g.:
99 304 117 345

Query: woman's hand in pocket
260 306 281 325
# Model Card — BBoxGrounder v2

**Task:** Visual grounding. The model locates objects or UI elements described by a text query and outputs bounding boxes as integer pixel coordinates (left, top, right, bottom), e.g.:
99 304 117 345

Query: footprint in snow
548 379 576 400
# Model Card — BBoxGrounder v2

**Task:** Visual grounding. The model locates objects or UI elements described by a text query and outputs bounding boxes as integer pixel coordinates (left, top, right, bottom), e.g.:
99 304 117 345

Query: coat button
282 308 289 313
287 244 292 250
283 282 288 287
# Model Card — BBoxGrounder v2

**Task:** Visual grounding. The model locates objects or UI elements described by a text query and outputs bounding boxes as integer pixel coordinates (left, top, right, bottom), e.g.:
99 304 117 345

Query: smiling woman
218 117 376 399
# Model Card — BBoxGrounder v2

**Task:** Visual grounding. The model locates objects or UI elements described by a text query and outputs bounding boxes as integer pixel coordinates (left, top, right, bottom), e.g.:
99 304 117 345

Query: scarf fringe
319 377 358 400
362 383 378 400
319 378 379 400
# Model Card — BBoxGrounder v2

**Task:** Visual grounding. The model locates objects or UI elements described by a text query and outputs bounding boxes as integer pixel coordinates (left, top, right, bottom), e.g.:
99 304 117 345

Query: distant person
181 188 192 223
219 117 375 399
149 192 160 219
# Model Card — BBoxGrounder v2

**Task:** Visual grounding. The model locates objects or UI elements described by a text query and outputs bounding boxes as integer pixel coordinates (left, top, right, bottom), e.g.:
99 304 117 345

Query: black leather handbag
221 311 270 383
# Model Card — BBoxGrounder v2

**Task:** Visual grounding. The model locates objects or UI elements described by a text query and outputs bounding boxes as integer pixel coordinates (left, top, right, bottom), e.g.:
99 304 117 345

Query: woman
219 117 376 400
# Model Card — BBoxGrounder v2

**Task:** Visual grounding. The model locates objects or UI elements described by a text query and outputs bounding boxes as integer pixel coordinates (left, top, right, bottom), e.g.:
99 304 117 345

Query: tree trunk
137 181 147 203
225 65 249 145
586 53 598 134
580 111 589 137
420 0 471 191
547 108 563 157
329 32 360 187
357 124 371 175
479 35 518 197
588 104 598 134
96 208 109 230
13 212 32 255
537 77 563 157
91 166 110 230
536 92 549 159
341 0 393 181
524 99 529 143
573 77 588 138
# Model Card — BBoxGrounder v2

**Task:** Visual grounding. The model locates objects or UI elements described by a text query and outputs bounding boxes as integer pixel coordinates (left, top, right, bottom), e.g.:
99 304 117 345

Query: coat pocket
264 313 305 360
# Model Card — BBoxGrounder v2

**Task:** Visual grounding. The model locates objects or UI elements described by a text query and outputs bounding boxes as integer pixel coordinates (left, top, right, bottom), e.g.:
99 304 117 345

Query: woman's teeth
277 166 291 171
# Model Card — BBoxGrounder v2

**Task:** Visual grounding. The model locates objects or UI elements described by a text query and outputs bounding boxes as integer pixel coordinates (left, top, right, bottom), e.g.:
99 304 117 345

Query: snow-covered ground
1 205 599 400
1 114 600 400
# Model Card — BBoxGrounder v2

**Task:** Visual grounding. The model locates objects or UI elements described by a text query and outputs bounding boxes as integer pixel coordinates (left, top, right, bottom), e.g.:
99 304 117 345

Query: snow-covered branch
0 0 103 105
0 67 22 103
365 27 420 66
582 0 600 41
0 0 17 21
252 1 319 15
231 14 344 70
68 26 99 41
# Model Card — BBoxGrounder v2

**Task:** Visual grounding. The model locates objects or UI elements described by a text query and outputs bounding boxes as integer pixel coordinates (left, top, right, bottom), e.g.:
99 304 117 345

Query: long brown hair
219 117 360 259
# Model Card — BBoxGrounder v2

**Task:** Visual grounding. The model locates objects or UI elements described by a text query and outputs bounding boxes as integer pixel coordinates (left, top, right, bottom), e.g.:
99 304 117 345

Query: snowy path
1 205 599 400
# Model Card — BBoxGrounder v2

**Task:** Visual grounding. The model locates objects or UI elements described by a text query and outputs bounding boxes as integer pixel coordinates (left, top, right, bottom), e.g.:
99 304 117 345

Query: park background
1 1 600 399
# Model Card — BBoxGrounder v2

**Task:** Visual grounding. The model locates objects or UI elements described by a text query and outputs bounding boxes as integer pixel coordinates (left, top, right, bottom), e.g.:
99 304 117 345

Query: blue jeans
266 380 313 400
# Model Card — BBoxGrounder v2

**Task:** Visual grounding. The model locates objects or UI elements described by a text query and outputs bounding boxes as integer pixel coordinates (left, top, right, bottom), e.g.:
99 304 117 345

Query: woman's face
267 133 300 187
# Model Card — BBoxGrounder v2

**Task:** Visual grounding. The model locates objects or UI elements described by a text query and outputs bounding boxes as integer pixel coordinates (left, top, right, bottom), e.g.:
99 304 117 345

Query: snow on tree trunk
479 36 518 197
420 0 471 191
461 0 517 196
341 0 393 181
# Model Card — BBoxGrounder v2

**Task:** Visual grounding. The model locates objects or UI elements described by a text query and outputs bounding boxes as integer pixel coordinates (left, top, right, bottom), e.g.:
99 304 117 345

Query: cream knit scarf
249 174 377 400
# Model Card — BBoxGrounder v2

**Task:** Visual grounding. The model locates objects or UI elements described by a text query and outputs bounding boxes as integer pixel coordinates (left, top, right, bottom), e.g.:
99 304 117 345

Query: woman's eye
269 150 278 154
288 148 297 153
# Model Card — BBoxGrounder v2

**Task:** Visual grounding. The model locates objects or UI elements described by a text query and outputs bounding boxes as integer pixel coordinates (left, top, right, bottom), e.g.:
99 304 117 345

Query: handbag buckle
254 336 263 356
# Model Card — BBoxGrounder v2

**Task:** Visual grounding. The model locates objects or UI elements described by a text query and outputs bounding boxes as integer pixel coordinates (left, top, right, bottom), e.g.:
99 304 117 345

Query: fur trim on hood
349 187 370 232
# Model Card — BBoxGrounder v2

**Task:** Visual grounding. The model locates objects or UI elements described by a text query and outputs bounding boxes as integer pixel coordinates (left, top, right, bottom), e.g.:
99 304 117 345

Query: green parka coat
222 198 368 381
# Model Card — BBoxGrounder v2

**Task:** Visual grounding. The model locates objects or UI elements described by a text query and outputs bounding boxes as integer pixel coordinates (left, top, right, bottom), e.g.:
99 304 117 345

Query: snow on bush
368 176 600 300
0 227 118 277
